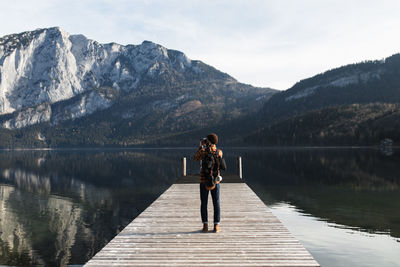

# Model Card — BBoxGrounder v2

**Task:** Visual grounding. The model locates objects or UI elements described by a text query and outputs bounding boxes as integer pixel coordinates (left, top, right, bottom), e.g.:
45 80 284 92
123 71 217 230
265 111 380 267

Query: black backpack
203 149 226 189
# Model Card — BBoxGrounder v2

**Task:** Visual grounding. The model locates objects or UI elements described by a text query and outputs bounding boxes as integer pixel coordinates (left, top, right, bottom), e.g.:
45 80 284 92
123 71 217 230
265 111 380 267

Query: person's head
206 133 218 145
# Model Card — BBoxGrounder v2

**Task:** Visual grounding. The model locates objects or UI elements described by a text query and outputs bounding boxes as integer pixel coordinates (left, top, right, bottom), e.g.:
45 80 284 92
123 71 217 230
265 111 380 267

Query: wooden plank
85 183 319 266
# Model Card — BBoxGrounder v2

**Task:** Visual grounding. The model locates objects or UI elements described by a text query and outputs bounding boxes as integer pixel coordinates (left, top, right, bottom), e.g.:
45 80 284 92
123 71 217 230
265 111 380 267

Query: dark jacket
193 144 223 186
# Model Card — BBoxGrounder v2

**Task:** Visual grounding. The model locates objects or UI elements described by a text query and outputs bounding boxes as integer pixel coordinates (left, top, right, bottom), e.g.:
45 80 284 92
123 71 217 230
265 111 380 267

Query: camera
200 138 208 149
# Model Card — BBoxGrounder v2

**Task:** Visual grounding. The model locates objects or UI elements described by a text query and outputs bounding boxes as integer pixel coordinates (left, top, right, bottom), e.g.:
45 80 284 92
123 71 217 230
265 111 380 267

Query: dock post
182 157 187 176
237 156 243 179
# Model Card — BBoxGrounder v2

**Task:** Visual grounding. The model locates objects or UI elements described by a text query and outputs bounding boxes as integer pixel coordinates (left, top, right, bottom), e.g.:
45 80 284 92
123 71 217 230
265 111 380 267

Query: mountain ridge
259 54 400 121
2 27 400 147
0 27 276 147
243 53 400 146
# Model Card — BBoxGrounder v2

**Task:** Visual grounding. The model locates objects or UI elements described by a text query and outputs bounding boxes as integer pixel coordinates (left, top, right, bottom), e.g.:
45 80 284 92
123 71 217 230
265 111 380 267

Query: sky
1 0 400 90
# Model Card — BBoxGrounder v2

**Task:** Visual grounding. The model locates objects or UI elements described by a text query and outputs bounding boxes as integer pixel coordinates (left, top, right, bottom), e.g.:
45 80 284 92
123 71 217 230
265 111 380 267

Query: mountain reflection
236 148 400 239
1 148 399 266
0 150 183 267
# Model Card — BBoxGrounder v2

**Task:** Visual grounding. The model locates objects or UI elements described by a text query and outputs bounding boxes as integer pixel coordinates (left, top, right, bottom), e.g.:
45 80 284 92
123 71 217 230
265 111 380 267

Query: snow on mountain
285 70 384 102
3 103 51 129
0 27 201 129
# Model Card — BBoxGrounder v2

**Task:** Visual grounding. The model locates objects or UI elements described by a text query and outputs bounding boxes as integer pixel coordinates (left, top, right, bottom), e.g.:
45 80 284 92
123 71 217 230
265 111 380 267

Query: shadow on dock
175 174 244 184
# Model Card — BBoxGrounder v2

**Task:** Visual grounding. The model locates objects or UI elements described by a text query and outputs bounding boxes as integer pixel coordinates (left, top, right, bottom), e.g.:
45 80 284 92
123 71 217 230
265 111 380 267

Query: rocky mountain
258 54 400 123
0 27 276 147
3 27 399 148
245 54 400 145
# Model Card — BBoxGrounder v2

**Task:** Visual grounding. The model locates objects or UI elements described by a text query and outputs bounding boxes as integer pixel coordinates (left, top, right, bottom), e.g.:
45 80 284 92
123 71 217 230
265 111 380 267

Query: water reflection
0 149 185 267
221 148 400 266
1 148 400 266
270 203 400 267
232 148 400 238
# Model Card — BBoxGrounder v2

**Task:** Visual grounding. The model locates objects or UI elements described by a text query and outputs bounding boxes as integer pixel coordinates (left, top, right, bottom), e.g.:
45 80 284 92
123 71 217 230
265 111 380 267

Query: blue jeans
200 183 220 224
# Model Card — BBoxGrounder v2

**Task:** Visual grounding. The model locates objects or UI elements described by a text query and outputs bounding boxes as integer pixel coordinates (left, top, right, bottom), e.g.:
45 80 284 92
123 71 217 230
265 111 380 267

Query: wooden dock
85 182 319 266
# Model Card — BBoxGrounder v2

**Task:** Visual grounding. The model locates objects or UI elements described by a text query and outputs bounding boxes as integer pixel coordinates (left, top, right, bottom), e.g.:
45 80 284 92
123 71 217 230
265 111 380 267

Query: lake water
0 148 399 266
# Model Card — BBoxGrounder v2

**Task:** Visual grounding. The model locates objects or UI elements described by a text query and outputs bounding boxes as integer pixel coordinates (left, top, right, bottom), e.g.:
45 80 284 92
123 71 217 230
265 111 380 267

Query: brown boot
202 223 208 233
213 224 221 233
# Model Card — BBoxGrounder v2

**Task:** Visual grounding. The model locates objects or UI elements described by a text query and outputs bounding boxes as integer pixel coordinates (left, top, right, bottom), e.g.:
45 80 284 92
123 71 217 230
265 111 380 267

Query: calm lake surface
0 148 399 266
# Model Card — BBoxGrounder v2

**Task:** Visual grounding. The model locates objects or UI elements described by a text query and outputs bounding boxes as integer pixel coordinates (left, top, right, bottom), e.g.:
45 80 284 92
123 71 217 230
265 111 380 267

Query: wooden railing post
237 156 243 179
182 157 187 177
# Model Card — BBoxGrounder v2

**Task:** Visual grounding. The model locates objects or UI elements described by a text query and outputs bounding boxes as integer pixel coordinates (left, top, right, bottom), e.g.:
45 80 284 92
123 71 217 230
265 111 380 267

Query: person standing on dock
193 133 224 233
